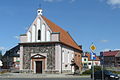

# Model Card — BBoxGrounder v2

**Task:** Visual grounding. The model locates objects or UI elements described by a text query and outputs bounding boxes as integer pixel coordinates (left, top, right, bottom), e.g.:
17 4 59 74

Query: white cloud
0 47 5 50
14 36 19 40
106 0 120 8
100 40 109 43
102 48 111 51
114 49 120 50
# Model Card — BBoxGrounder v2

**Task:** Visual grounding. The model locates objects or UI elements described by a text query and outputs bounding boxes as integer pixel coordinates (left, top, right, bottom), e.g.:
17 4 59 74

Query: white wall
46 30 50 41
55 44 62 72
27 31 31 42
32 25 36 42
62 45 74 71
41 24 46 41
88 61 100 69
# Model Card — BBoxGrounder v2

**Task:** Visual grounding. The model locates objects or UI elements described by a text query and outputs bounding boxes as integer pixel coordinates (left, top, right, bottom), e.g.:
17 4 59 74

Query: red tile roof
103 50 120 56
42 16 82 51
85 53 100 61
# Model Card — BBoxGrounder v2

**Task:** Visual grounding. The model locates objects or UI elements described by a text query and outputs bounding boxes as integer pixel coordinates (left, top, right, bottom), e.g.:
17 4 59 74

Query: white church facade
3 8 83 74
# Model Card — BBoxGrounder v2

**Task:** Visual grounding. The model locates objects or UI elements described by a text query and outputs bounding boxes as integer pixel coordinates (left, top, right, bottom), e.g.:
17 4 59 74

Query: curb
0 73 90 78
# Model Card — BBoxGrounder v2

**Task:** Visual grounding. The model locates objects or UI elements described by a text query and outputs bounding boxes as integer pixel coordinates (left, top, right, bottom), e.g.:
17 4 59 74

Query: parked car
91 70 119 80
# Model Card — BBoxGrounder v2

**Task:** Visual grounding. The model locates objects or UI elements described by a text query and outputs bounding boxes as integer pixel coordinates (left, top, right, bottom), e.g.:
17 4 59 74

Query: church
3 8 83 74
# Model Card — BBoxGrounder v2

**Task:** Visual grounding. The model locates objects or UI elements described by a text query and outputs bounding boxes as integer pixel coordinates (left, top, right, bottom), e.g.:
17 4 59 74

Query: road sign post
90 43 96 80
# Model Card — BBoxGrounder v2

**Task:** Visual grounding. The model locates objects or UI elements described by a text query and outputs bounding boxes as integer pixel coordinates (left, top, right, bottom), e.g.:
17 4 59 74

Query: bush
82 69 92 75
82 66 102 75
111 71 120 74
94 66 101 72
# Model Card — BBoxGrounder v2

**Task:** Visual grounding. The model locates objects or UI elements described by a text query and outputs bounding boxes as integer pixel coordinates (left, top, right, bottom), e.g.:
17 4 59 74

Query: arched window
27 31 31 42
38 29 41 40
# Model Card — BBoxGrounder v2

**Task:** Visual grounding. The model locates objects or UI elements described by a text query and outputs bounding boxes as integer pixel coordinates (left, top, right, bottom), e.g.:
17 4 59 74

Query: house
82 52 100 69
2 45 20 69
100 50 120 67
3 8 83 74
82 56 88 69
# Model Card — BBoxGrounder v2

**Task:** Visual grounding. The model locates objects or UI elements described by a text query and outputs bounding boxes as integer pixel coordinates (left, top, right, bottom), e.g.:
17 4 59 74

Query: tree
0 50 2 60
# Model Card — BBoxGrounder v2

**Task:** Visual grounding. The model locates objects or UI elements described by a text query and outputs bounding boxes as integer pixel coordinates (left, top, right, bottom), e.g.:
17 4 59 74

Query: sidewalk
0 73 90 78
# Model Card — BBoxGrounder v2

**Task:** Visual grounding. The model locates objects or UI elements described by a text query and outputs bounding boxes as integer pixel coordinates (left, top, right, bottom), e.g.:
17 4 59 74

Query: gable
31 54 46 59
25 15 52 42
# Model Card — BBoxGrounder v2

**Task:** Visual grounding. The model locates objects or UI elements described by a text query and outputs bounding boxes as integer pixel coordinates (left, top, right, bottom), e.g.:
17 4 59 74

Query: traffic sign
90 52 96 60
90 44 96 51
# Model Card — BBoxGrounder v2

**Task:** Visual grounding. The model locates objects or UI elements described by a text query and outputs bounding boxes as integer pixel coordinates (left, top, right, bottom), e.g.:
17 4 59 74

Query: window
88 63 91 65
38 29 41 40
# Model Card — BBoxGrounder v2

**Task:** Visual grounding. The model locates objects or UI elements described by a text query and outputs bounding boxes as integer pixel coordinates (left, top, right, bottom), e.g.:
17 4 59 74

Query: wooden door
36 61 42 73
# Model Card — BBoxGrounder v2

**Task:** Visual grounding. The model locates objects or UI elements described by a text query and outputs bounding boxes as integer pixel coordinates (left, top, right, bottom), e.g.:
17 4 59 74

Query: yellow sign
90 44 96 51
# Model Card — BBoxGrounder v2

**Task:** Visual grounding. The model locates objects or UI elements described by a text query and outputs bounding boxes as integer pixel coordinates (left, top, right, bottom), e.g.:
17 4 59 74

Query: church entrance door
36 61 42 73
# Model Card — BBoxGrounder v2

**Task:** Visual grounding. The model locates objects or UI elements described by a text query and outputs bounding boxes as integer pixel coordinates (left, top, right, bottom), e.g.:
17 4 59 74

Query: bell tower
37 8 43 15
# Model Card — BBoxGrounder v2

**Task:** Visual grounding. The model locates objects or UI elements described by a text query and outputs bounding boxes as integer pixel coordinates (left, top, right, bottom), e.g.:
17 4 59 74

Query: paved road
0 78 91 80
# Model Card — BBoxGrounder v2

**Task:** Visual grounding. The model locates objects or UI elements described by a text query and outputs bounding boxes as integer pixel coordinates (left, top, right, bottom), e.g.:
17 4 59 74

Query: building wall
20 44 55 73
88 61 100 69
82 57 88 69
74 51 82 71
55 44 82 73
61 45 74 72
55 44 62 72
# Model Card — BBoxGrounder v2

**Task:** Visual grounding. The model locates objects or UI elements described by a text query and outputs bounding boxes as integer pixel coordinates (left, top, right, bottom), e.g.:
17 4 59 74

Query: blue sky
0 0 120 55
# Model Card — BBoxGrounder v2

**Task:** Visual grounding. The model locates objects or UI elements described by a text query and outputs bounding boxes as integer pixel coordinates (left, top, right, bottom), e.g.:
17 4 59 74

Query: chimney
79 45 82 49
109 50 112 52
